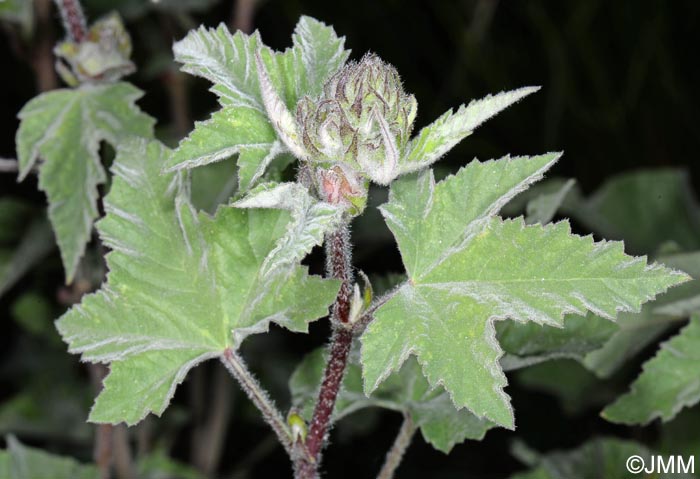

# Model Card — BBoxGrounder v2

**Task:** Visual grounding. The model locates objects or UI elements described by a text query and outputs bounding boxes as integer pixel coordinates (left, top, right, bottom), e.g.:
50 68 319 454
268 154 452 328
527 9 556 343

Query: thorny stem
220 348 294 456
376 415 416 479
54 0 87 42
295 225 355 478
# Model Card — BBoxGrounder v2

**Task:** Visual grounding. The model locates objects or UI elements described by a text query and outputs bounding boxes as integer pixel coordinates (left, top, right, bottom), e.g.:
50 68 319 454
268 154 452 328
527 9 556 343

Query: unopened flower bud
297 53 417 185
55 13 135 86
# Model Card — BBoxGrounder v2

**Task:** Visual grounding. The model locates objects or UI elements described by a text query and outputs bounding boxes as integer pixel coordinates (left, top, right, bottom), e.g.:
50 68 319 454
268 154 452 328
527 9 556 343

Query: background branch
33 0 58 92
376 414 416 479
230 0 257 33
0 158 19 173
192 366 234 476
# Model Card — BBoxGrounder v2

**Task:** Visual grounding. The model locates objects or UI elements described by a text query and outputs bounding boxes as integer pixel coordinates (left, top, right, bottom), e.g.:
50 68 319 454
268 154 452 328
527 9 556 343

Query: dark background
1 1 699 477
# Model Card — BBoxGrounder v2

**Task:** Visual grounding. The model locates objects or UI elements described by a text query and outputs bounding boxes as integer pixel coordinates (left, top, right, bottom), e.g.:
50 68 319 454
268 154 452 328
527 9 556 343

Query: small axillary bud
296 53 418 185
287 410 308 444
347 272 373 324
54 13 135 86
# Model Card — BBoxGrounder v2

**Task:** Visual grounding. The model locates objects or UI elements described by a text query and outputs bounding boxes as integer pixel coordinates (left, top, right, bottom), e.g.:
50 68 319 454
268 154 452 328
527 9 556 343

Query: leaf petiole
220 348 294 457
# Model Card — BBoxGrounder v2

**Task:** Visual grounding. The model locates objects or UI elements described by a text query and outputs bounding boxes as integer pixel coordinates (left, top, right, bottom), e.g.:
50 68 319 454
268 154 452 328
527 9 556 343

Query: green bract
167 16 350 192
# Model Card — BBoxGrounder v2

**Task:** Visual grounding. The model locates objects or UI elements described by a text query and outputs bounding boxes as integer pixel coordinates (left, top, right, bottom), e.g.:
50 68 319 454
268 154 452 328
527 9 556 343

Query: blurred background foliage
1 0 699 478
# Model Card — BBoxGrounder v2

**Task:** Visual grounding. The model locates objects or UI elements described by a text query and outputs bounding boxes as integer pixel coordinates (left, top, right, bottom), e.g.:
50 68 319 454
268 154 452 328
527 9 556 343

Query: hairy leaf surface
16 83 154 282
57 139 338 425
170 17 349 190
400 88 539 175
361 154 689 428
234 182 343 273
603 314 700 424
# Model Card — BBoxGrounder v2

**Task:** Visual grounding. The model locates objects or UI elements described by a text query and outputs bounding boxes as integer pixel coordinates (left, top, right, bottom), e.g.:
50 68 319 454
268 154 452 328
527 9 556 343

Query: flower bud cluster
297 53 417 189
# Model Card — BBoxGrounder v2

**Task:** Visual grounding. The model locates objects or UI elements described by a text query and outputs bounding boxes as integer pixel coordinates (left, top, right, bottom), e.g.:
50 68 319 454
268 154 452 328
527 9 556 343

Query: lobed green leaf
171 17 350 190
16 83 154 282
361 154 689 429
57 138 339 425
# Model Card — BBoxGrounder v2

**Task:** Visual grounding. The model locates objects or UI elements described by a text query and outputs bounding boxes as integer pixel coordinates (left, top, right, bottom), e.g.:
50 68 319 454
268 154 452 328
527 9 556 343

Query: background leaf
16 83 154 282
564 169 700 255
603 314 700 424
0 435 97 479
510 437 690 479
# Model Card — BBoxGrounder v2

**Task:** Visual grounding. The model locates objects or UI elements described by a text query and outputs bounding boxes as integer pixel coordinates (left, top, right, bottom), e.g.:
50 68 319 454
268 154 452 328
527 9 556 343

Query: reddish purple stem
55 0 88 42
295 226 355 478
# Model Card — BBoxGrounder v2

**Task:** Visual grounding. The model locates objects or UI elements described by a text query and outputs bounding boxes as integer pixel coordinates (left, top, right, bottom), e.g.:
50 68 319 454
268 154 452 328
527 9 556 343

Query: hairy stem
295 225 355 478
54 0 87 42
220 348 293 456
306 328 353 457
376 415 416 479
326 227 353 325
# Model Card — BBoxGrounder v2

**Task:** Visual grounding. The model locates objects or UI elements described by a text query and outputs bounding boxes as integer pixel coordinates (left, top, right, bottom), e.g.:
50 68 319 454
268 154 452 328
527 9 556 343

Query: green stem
220 348 293 457
376 414 416 479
